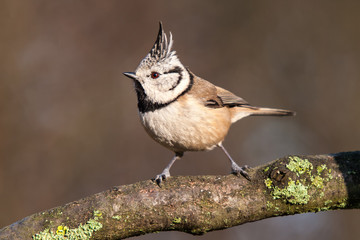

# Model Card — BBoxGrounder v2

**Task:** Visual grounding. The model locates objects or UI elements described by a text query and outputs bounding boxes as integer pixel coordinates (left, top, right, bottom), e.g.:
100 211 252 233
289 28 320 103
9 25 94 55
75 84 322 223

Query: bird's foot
231 164 251 181
154 170 170 185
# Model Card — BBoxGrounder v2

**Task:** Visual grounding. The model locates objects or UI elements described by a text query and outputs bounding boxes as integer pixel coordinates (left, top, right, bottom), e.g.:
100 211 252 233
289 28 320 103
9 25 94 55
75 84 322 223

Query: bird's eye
151 72 160 79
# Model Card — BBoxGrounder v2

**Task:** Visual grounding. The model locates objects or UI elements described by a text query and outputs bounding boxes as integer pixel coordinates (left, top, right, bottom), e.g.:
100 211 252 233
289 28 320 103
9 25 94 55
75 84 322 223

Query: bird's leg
154 152 183 184
217 143 251 181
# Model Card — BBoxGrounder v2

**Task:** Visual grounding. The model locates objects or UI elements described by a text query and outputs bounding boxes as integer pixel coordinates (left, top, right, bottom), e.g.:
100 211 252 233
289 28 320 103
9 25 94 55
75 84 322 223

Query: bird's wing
215 86 249 107
187 74 223 107
187 70 249 108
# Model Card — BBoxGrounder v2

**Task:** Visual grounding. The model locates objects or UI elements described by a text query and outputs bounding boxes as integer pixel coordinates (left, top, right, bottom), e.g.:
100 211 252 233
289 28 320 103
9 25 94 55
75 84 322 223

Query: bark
1 151 360 240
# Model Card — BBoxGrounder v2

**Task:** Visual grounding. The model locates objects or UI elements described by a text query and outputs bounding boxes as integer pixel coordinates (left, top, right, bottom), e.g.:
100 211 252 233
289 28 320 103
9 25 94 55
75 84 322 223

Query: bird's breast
139 95 232 152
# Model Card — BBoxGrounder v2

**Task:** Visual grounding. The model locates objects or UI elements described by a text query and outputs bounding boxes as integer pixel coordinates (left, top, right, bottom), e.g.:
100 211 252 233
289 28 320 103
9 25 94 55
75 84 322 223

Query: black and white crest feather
149 22 175 61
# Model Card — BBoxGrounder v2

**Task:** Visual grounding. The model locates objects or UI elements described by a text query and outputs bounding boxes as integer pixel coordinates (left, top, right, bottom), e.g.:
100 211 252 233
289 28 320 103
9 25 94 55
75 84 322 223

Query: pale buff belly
139 98 232 153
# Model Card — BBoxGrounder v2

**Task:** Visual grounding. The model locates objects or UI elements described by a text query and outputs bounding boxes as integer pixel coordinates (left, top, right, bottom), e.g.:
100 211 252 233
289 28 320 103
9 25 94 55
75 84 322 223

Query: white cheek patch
156 74 179 92
144 69 190 104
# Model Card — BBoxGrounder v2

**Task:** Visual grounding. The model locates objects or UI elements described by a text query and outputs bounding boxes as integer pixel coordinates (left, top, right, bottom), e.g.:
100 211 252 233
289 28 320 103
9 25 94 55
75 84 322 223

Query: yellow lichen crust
56 226 68 236
264 178 273 188
316 164 327 175
172 217 182 224
286 156 313 176
265 156 334 205
32 210 103 240
272 179 310 204
112 215 122 220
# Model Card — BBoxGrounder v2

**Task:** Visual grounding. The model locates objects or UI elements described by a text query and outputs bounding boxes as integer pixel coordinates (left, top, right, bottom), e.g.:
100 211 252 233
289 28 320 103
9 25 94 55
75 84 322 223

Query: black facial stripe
164 66 182 74
167 67 183 91
136 69 194 113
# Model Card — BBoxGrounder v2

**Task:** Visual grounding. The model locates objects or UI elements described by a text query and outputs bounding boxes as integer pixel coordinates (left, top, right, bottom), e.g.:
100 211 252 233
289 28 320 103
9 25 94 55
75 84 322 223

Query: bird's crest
148 22 176 62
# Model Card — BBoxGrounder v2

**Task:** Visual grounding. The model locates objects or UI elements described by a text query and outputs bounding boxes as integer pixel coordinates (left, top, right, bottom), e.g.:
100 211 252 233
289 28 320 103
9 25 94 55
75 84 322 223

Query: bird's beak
123 72 137 80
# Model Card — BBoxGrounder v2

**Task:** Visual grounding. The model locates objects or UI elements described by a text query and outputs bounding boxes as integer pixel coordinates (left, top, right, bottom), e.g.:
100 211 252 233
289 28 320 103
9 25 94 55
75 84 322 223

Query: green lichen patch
266 201 274 209
33 210 103 240
112 215 122 220
286 156 313 176
265 156 335 206
272 179 310 205
56 225 68 236
266 201 280 212
93 210 102 218
336 200 347 208
172 217 182 224
317 164 327 175
264 178 273 189
324 200 333 205
311 175 325 189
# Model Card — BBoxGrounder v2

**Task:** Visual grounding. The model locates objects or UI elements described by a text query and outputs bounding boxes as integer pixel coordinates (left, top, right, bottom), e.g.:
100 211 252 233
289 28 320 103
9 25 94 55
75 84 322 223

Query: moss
263 167 270 173
32 210 103 240
272 179 310 205
286 156 313 176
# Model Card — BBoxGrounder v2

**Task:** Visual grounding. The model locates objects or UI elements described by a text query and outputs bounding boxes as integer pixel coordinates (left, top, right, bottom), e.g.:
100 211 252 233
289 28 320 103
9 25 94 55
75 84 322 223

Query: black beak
123 72 137 80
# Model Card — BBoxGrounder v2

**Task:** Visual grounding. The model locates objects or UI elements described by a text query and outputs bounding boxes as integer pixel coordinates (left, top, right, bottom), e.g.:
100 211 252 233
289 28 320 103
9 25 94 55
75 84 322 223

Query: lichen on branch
0 151 359 240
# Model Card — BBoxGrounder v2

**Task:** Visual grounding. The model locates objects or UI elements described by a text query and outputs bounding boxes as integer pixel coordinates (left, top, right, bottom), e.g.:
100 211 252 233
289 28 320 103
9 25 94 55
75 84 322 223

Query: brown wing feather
187 73 223 107
187 71 249 108
215 86 249 107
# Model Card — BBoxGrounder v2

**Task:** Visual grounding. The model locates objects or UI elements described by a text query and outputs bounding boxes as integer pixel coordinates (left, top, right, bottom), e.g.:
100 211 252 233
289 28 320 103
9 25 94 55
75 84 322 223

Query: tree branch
1 151 360 239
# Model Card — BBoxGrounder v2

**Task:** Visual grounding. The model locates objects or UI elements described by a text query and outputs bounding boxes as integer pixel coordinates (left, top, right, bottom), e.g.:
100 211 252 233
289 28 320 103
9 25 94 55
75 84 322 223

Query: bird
123 22 295 184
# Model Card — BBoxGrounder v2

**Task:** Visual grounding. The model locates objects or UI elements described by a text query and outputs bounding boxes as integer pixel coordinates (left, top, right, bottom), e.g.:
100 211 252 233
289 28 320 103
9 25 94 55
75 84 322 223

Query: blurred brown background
1 1 360 239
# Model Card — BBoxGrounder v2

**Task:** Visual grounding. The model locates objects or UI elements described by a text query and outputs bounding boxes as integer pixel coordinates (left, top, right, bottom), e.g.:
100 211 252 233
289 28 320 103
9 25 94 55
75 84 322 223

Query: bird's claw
242 165 251 170
231 164 251 181
154 170 170 185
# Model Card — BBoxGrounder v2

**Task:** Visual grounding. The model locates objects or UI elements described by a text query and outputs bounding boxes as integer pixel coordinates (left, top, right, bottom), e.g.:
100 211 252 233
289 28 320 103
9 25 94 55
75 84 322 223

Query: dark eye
151 72 160 79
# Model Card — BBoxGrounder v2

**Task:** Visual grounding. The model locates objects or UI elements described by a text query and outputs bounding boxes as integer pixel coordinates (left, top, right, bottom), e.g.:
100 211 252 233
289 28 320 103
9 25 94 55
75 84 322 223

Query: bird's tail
231 106 295 123
246 106 295 117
